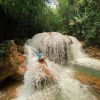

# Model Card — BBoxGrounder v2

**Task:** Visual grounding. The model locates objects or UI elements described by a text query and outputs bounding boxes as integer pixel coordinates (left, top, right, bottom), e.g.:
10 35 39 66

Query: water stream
15 32 100 100
69 36 100 70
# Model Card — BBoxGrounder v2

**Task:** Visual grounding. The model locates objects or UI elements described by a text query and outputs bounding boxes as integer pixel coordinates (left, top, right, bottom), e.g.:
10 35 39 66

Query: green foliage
0 0 100 46
0 0 61 37
58 0 100 46
43 7 61 31
0 0 53 37
85 22 100 46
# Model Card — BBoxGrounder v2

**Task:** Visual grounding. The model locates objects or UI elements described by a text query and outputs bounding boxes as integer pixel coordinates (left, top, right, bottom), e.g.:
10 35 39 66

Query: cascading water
16 32 99 100
25 32 72 65
69 36 100 70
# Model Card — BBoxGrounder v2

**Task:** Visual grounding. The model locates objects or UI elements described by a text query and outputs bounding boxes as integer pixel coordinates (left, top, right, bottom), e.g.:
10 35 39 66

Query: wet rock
0 40 19 82
11 53 26 80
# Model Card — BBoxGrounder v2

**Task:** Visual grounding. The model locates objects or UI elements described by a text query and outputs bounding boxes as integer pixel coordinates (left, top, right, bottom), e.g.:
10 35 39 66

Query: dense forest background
0 0 100 46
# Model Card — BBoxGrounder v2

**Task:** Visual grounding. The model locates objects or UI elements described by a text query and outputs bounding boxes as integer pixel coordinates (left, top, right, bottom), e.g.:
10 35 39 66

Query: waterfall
25 32 72 65
16 32 99 100
69 36 100 70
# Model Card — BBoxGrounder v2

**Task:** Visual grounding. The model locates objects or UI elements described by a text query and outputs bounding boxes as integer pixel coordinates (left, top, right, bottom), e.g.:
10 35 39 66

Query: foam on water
16 42 97 100
69 36 100 70
25 32 72 65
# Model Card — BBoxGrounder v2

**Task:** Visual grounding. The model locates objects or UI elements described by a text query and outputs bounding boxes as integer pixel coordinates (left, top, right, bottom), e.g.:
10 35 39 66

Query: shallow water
0 70 100 100
15 45 98 100
16 32 100 100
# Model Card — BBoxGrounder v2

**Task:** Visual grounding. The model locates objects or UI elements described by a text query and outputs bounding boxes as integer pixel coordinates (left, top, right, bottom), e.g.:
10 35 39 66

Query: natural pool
0 66 100 100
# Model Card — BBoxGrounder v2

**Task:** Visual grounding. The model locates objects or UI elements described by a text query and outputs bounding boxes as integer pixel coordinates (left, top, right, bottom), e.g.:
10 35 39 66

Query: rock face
0 40 19 82
11 53 26 80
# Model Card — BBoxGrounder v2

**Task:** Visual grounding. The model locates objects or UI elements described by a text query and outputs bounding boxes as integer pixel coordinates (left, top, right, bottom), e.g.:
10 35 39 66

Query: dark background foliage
0 0 100 46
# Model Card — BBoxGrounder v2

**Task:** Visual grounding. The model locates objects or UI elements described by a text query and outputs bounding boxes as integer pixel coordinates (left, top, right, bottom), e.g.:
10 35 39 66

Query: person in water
35 49 54 79
37 49 47 65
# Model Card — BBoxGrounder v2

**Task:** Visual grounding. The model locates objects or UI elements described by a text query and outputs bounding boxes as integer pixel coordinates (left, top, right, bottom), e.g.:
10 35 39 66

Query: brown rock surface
75 73 100 89
75 72 100 99
0 40 19 82
11 53 26 80
81 41 100 60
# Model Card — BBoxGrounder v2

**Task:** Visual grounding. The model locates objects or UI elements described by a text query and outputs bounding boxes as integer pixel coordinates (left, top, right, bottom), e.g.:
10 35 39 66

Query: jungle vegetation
0 0 100 46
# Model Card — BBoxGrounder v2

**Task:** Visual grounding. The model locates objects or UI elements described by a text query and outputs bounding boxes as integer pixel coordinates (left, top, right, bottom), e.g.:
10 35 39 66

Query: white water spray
26 32 72 65
69 36 100 70
16 32 99 100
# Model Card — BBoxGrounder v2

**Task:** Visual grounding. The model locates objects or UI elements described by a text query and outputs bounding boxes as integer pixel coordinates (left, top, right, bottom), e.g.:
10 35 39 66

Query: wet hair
38 48 42 53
